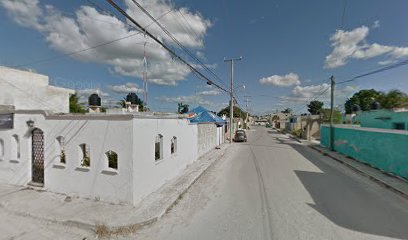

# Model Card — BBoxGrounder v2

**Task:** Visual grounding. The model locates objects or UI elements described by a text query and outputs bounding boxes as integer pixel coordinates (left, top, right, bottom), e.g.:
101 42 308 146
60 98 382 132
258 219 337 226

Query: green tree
217 106 247 119
378 90 408 109
344 89 383 114
307 100 324 115
281 108 292 114
320 108 342 124
177 103 189 114
69 94 86 113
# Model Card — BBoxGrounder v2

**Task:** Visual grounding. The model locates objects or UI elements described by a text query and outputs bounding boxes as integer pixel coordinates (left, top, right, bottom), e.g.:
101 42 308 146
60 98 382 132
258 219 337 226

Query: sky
0 0 408 115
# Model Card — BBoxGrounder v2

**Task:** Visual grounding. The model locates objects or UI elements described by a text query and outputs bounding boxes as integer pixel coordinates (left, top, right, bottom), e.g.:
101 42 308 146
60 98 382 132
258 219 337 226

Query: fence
321 125 408 179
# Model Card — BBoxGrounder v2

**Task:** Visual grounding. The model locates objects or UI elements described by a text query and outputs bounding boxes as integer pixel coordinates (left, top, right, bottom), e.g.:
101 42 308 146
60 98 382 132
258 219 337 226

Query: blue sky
1 0 408 115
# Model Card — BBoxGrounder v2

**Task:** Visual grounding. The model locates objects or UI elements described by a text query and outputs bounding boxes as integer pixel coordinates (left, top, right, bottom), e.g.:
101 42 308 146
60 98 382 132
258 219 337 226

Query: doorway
31 128 44 185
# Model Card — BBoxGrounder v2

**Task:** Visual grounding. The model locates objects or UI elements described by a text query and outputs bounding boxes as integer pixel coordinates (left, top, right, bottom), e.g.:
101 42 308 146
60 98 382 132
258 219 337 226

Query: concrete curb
95 144 231 235
309 144 408 200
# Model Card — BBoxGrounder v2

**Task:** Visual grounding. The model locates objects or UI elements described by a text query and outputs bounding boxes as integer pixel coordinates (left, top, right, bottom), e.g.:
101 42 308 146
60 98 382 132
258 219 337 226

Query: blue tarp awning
188 106 226 125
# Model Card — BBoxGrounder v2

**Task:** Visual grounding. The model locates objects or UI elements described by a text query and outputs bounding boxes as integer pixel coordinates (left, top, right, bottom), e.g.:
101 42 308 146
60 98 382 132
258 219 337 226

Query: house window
12 135 20 160
106 151 118 170
79 144 90 167
155 134 163 161
393 122 405 130
56 136 66 164
0 139 4 160
171 136 177 154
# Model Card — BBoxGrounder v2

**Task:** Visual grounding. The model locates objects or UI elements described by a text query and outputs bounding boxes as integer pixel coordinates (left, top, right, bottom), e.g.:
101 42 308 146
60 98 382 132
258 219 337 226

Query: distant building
270 112 291 129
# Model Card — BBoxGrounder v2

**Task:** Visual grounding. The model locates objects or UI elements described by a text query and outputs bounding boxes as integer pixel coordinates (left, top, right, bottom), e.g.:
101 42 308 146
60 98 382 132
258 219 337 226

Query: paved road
133 127 408 240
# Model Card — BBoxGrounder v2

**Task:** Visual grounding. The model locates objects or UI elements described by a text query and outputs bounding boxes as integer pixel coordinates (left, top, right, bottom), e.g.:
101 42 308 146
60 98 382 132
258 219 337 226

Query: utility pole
224 57 242 143
244 95 251 129
329 75 335 151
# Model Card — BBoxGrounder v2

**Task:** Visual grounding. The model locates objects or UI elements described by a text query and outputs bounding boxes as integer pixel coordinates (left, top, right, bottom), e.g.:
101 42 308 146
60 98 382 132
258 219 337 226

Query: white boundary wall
0 112 223 205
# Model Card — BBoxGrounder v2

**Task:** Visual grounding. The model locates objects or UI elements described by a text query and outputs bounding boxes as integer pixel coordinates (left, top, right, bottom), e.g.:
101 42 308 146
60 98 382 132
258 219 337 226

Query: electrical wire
106 0 228 93
292 85 331 114
11 38 148 68
177 10 201 42
338 58 408 85
128 0 229 90
9 5 175 69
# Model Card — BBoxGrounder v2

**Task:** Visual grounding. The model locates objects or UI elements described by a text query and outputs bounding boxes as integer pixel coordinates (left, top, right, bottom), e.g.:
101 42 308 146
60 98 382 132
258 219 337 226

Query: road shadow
288 143 408 239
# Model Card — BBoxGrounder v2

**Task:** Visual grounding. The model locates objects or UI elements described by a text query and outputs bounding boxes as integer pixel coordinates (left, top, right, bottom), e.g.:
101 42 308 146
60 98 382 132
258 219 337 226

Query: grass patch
95 221 154 239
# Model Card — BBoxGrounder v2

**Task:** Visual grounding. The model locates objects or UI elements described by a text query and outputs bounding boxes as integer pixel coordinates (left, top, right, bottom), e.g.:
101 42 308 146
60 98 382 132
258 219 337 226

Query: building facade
0 67 225 205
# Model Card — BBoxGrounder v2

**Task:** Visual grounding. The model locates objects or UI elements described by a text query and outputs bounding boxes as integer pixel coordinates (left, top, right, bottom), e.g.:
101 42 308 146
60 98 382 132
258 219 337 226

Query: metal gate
32 128 44 184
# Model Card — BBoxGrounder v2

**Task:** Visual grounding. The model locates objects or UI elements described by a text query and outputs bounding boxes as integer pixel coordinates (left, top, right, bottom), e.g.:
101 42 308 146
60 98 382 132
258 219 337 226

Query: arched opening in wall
0 139 4 160
31 129 44 184
79 144 90 167
106 150 118 170
171 136 177 155
155 134 163 161
56 136 66 164
12 134 20 160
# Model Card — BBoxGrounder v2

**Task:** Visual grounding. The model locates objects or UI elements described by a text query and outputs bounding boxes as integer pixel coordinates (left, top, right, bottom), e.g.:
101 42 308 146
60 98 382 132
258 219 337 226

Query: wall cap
321 124 408 135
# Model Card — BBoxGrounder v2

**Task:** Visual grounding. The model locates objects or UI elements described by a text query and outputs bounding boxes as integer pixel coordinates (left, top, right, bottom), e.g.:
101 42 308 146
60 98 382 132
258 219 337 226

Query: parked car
234 130 247 142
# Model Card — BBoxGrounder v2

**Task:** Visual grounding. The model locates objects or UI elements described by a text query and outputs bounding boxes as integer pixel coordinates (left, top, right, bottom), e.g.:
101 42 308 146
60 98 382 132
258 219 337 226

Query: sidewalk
0 144 230 237
309 144 408 199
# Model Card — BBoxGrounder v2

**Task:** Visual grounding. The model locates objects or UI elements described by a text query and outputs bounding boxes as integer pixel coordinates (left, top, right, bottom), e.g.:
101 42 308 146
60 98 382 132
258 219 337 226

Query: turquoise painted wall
321 125 408 179
357 110 408 130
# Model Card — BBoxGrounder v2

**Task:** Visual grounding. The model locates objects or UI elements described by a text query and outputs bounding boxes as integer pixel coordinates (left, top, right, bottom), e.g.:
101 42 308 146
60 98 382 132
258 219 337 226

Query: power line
292 85 331 114
9 7 175 68
338 58 408 85
106 0 228 93
11 37 147 68
340 0 348 29
171 11 198 44
128 0 229 90
177 10 201 41
288 58 408 114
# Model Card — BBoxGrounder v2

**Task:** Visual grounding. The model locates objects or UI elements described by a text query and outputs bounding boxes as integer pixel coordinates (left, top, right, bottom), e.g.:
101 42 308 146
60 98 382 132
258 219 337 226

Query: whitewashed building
0 66 74 113
0 67 224 205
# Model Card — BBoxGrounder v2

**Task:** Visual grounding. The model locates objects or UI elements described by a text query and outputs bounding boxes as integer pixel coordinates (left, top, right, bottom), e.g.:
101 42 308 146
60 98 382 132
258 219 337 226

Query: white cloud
390 47 408 59
325 24 408 68
156 95 211 106
280 83 357 104
325 26 369 68
0 0 43 30
125 0 212 48
353 43 394 59
259 73 301 87
196 51 206 61
0 0 212 86
76 88 109 98
108 82 144 94
197 89 221 96
291 83 330 100
372 20 380 29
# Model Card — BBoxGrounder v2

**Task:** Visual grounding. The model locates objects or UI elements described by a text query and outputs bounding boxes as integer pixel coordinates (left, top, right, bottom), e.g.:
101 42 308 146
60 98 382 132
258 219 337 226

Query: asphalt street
133 126 408 240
